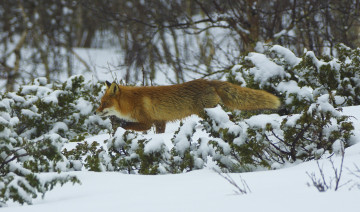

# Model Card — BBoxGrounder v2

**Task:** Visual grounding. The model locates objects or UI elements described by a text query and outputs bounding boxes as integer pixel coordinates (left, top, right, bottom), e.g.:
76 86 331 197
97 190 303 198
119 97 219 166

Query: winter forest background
2 0 360 90
1 0 360 210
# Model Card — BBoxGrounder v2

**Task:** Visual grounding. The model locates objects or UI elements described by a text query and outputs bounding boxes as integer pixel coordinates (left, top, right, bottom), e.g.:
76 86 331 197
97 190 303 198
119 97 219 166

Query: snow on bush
219 43 357 170
104 129 170 174
0 75 110 206
65 44 358 175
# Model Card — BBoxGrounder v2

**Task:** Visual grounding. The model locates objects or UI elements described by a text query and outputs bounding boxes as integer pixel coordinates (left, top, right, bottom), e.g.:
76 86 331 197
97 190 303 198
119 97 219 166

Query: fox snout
94 108 108 117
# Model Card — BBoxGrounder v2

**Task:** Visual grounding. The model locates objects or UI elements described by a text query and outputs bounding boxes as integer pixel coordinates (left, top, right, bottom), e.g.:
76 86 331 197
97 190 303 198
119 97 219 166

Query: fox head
95 81 121 118
95 81 136 121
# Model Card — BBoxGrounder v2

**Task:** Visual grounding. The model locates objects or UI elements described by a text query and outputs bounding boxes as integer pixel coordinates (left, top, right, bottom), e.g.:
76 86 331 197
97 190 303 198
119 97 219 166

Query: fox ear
105 81 112 89
109 82 120 95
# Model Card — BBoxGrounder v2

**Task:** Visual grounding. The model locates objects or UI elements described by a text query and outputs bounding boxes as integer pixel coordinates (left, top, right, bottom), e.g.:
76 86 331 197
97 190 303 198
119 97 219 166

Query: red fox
95 79 280 133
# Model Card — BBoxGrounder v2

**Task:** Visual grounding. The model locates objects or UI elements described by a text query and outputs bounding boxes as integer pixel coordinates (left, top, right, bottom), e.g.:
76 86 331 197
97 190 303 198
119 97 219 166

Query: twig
306 142 350 192
0 153 29 173
215 169 251 195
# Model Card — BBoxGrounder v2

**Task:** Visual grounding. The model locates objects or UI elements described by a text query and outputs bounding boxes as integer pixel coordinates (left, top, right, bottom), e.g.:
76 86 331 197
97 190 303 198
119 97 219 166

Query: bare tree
1 0 360 91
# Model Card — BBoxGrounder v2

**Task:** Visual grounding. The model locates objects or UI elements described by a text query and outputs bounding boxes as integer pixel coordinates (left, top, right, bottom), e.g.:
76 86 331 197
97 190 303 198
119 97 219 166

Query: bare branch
214 169 251 195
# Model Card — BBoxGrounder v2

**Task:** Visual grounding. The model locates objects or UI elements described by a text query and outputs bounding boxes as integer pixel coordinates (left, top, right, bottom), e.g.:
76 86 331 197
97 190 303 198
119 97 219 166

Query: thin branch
264 133 290 156
66 45 92 73
215 170 251 195
0 153 29 172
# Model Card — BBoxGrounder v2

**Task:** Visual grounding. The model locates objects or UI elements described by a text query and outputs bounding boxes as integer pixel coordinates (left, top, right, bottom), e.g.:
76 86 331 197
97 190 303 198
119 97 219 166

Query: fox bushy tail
210 81 280 110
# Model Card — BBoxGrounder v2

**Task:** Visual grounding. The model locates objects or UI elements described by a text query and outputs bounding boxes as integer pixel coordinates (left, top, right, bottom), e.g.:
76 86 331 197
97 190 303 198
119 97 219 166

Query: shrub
0 75 110 206
206 44 357 171
64 44 358 175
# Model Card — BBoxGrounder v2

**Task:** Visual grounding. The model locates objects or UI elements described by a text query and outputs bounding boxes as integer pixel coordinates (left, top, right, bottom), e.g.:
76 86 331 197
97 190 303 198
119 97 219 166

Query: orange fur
95 79 280 133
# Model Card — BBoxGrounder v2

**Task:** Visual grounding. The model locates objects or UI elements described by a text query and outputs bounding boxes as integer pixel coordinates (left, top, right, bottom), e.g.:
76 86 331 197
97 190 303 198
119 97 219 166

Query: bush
106 128 170 174
207 44 357 171
0 75 110 206
64 44 358 174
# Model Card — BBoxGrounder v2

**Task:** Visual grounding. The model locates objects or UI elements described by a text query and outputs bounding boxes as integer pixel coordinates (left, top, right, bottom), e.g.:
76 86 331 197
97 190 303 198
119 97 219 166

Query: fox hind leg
122 122 152 132
196 89 222 118
198 88 222 108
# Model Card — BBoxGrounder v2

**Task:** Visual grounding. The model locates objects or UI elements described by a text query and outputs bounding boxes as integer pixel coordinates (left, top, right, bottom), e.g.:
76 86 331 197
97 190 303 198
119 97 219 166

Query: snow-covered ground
4 158 360 212
3 106 360 212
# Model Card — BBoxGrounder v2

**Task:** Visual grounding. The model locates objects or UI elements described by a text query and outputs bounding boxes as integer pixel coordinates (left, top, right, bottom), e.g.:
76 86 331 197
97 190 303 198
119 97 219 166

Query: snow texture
144 137 166 154
172 120 197 156
246 52 287 86
74 98 93 115
270 45 302 66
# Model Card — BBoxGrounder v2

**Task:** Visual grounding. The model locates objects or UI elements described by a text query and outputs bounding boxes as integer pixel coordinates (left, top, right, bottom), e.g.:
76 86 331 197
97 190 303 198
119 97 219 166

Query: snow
342 106 360 146
21 85 52 97
245 114 281 129
74 98 93 115
205 105 240 132
172 120 197 155
144 136 166 154
309 94 341 116
0 126 11 138
43 90 64 104
6 93 25 103
50 122 69 134
305 51 340 72
3 146 360 212
276 80 313 103
270 44 302 66
245 52 288 87
21 109 40 118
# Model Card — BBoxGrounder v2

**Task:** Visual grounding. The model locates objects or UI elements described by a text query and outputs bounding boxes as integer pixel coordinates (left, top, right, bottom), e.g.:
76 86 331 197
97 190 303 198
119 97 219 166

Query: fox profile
95 79 280 133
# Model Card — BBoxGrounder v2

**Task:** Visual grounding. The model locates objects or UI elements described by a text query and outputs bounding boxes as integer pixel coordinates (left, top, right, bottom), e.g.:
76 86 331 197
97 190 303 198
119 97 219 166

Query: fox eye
102 101 110 107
